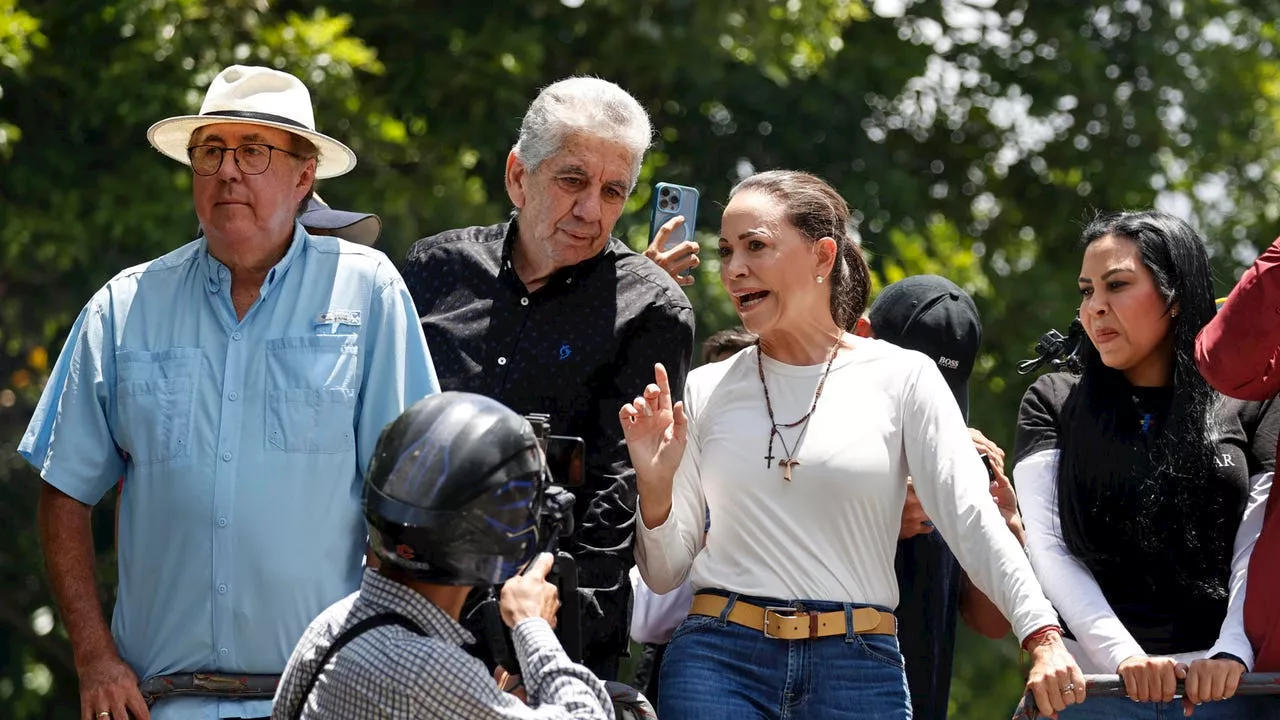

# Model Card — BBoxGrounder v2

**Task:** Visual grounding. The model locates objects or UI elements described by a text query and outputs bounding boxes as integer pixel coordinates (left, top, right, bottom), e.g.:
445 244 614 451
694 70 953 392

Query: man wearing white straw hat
19 65 438 720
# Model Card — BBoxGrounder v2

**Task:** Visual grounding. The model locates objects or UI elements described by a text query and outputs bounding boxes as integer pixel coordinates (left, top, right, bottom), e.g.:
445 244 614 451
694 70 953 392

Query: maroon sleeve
1196 236 1280 401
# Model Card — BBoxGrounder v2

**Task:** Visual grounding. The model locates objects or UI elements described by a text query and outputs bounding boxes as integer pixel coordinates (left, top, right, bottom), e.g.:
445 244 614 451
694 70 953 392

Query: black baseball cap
868 275 982 420
298 193 382 245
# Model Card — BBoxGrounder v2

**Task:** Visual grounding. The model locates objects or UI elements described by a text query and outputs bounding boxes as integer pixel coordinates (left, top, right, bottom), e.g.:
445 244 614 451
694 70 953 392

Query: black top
1015 371 1280 654
403 220 695 661
894 531 960 720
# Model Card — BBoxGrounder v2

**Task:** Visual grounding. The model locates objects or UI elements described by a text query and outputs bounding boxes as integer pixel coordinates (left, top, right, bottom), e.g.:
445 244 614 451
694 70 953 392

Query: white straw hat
146 65 356 179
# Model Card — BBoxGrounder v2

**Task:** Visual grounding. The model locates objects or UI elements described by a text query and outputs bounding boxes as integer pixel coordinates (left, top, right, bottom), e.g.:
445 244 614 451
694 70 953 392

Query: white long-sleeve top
1017 449 1272 673
635 338 1059 642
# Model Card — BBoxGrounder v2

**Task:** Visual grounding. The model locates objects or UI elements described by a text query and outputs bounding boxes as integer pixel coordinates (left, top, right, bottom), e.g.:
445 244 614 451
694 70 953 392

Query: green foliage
0 0 43 158
6 0 1280 716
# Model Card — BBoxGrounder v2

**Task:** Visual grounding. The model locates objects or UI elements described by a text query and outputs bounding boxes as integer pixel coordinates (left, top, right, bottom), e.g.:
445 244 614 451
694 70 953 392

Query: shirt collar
357 568 475 647
201 222 309 295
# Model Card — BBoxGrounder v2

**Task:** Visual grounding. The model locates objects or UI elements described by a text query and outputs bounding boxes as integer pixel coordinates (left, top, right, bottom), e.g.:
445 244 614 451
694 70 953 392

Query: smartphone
649 182 700 275
979 452 996 484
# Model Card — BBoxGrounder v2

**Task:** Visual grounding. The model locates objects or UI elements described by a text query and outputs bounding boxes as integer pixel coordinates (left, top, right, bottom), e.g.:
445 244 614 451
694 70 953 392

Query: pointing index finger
655 363 672 411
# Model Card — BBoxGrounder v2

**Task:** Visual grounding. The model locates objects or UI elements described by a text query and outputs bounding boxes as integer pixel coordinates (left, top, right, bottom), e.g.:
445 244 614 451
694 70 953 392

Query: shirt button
217 583 228 594
219 648 229 657
497 357 507 366
217 516 228 528
221 451 232 462
231 332 242 341
228 391 239 401
520 297 530 306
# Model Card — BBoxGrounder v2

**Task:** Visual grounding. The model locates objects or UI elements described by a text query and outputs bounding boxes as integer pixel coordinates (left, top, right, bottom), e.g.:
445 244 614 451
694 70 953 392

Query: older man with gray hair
404 76 695 680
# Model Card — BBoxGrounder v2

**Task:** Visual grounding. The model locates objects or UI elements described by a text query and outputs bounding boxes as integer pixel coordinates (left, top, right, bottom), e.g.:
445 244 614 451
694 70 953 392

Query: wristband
1021 625 1063 652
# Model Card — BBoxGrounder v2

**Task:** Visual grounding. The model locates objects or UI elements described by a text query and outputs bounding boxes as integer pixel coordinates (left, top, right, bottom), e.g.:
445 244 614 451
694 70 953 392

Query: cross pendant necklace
780 457 800 483
767 425 803 481
757 337 841 482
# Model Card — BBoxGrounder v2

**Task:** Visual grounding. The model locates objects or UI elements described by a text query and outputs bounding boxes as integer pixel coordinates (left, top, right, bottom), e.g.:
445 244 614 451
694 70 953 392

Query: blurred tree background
4 0 1280 716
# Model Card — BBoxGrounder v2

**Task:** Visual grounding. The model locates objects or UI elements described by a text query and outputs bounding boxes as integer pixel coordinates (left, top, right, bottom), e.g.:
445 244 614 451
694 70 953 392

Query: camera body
479 414 588 670
524 412 584 543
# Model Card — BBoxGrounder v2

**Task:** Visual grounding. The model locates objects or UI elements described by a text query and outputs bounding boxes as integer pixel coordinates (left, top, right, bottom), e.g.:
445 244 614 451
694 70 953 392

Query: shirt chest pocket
116 348 201 465
265 334 360 454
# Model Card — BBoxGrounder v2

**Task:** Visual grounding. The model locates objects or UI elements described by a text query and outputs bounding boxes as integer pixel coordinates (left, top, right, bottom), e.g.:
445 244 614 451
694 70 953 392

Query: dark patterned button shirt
403 220 695 666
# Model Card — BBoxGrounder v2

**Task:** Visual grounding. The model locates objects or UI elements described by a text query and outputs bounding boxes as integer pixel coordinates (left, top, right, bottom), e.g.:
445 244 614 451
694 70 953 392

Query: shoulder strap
289 612 426 720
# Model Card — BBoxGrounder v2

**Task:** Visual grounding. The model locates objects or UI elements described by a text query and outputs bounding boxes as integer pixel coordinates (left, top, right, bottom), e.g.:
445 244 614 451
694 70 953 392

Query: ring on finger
97 713 111 719
1062 682 1076 693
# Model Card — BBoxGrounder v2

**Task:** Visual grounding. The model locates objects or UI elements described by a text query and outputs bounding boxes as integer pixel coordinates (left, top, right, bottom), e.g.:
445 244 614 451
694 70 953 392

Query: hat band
202 110 311 131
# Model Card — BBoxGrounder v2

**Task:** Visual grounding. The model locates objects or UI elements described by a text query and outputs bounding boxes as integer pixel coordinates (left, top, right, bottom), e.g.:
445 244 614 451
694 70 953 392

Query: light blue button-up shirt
20 224 439 719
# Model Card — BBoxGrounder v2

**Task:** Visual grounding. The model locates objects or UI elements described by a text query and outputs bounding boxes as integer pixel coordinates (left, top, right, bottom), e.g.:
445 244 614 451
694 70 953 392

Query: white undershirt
1016 449 1270 673
635 338 1059 641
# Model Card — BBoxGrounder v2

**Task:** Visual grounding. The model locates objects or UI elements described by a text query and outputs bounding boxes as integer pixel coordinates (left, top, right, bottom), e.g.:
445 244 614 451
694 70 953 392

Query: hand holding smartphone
646 182 701 286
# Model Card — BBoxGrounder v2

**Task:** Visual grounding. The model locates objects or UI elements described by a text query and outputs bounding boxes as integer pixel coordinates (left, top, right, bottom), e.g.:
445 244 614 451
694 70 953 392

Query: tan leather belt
689 593 896 640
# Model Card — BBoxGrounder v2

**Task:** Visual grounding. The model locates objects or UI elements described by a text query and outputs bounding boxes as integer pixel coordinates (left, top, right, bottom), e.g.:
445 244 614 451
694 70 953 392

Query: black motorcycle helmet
364 392 547 586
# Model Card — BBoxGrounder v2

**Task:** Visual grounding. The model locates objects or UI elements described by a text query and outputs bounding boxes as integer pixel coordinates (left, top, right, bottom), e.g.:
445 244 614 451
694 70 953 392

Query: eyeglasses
186 143 306 176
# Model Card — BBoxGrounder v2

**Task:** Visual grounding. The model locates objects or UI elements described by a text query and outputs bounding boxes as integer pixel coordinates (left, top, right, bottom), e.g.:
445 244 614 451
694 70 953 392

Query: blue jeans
1057 695 1280 719
658 592 911 719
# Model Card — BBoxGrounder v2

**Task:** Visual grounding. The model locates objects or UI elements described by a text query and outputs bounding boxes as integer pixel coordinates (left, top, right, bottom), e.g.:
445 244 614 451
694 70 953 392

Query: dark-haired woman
1015 210 1280 718
620 170 1085 719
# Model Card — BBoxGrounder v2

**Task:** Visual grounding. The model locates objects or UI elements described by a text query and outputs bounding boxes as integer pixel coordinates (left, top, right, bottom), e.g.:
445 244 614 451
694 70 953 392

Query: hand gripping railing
1012 674 1280 719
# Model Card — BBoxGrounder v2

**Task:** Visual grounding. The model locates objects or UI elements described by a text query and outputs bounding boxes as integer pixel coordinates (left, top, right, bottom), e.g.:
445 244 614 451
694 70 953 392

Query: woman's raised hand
619 363 687 528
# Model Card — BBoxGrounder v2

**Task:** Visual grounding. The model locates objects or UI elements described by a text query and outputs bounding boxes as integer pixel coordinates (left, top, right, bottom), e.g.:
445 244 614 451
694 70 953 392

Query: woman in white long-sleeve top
1013 210 1280 718
618 170 1084 720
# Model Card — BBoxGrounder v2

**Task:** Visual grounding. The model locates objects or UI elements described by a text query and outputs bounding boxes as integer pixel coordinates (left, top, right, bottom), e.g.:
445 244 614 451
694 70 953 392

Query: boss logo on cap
938 356 960 370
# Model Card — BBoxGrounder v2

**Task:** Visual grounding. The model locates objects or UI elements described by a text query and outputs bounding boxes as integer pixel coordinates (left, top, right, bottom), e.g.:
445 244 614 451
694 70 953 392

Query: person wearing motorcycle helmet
272 392 612 720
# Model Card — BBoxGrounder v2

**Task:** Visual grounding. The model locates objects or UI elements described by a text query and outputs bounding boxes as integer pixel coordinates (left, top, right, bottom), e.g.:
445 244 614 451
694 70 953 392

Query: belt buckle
762 606 794 639
763 606 819 639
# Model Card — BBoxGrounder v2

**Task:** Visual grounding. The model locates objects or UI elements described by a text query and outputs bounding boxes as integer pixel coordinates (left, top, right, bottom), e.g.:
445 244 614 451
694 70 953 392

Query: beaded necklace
756 338 841 482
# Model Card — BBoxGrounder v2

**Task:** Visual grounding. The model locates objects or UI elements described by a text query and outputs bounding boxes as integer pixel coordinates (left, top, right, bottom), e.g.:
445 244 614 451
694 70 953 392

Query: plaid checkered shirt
272 568 614 719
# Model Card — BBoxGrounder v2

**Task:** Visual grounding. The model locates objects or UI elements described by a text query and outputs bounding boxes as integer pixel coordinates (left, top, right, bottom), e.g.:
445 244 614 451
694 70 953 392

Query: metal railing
138 673 657 718
1013 674 1280 719
138 673 280 706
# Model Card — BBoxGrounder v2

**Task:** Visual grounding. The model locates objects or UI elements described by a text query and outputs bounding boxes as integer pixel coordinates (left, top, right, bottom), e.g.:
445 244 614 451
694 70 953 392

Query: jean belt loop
720 592 739 623
844 604 856 643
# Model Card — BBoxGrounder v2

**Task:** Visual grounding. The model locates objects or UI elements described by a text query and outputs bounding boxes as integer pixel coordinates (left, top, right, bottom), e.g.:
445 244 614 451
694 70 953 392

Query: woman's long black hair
1056 210 1232 599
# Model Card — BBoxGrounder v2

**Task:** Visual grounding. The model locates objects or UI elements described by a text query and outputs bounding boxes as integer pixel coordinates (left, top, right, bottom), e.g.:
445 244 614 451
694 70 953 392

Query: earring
1171 309 1179 318
816 275 824 284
